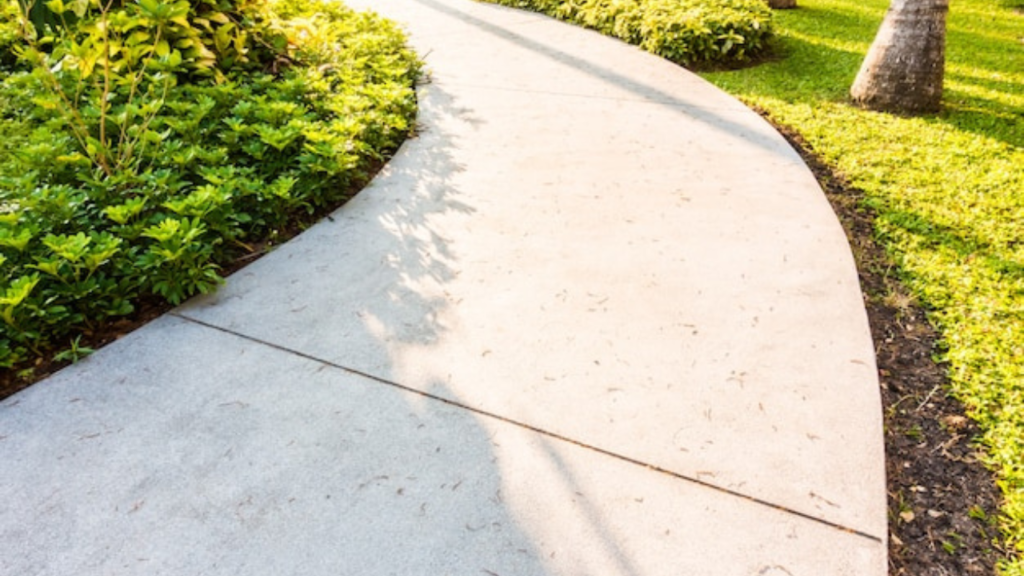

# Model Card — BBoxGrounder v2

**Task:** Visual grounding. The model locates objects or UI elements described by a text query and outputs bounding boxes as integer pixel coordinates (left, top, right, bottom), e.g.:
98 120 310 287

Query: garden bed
0 0 420 376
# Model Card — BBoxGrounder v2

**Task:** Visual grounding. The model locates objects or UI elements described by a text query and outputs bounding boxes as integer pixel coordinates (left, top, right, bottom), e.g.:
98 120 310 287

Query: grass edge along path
700 1 1023 574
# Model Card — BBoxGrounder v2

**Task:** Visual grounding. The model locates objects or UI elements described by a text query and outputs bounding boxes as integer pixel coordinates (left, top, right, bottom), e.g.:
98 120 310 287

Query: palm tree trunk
767 0 797 8
850 0 948 114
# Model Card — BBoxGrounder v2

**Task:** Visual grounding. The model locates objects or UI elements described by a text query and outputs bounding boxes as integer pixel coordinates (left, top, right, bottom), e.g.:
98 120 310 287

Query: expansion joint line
172 311 883 545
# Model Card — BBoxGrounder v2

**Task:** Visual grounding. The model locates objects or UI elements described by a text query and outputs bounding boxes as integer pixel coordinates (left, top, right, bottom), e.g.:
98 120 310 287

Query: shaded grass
702 1 1024 572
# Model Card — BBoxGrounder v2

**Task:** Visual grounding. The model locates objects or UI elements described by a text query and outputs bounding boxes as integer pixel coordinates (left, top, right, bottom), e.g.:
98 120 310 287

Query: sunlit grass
702 1 1023 572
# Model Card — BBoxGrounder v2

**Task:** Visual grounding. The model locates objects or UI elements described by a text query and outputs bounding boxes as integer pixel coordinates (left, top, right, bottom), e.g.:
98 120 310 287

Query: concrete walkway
0 1 886 574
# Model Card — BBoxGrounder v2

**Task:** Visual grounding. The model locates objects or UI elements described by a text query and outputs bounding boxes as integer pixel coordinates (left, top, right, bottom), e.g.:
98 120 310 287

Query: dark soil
0 116 1012 576
770 119 1009 575
0 294 172 399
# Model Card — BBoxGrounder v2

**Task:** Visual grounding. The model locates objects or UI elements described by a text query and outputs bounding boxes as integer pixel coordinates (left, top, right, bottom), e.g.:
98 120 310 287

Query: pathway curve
0 1 886 574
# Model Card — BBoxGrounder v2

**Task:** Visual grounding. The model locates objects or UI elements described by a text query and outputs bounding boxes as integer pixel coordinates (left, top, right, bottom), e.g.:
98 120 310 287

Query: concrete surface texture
0 0 887 574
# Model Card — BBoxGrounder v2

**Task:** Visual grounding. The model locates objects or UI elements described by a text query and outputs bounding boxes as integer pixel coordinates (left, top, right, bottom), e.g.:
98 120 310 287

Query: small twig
915 384 941 412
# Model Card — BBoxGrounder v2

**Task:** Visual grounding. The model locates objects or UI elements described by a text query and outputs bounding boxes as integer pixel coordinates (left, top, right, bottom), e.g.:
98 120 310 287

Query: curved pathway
0 1 886 574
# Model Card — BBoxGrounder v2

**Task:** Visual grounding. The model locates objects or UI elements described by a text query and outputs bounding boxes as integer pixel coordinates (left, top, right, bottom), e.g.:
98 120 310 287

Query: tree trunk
767 0 797 8
850 0 948 114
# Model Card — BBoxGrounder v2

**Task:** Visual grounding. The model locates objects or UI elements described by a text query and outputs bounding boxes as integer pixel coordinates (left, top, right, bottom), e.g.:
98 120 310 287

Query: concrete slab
1 0 887 573
179 0 885 539
1 316 883 575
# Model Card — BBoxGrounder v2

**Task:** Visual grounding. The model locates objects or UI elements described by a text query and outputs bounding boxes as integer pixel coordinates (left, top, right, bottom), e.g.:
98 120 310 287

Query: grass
700 1 1023 572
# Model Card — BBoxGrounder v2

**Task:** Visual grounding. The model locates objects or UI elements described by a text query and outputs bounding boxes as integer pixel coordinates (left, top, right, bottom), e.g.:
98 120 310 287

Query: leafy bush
484 0 774 66
0 0 20 70
0 0 419 368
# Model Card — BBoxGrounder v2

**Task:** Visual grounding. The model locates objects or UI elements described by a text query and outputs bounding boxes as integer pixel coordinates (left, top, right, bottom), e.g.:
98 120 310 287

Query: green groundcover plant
0 1 17 70
699 0 1023 572
0 0 419 369
482 0 774 66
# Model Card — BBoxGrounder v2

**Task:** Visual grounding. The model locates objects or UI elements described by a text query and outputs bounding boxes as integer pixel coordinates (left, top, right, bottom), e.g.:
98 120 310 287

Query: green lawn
701 1 1023 572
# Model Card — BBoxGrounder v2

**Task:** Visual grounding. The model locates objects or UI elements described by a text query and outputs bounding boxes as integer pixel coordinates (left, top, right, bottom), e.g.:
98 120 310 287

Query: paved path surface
0 1 886 574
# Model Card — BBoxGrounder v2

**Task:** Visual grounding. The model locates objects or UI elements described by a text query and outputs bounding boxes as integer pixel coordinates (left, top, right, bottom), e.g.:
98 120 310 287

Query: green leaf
80 233 123 273
43 232 91 263
0 274 40 309
141 218 182 243
70 0 88 18
28 258 62 278
0 229 34 252
44 0 66 15
137 0 160 16
31 94 61 110
166 48 182 67
127 31 152 46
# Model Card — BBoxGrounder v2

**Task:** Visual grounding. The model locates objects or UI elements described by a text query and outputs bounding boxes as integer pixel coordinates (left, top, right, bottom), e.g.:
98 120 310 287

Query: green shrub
484 0 774 66
0 0 419 367
0 1 21 71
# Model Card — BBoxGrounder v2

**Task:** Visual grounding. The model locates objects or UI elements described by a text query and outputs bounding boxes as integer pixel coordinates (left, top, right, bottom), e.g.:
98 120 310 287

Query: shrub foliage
484 0 774 66
0 0 419 368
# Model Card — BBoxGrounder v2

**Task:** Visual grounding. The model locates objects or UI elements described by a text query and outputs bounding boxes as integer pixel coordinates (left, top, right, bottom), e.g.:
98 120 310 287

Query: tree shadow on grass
879 207 1024 278
714 1 1024 150
701 3 876 102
